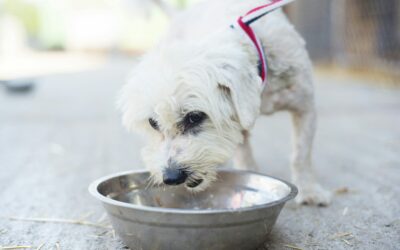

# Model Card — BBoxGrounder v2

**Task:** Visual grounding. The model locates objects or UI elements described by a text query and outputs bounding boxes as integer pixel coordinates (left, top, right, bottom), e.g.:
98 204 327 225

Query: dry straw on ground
5 217 111 229
282 244 304 250
0 246 32 249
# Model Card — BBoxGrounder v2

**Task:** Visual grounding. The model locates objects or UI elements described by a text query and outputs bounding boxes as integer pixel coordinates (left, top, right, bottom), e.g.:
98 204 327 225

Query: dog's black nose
163 168 188 185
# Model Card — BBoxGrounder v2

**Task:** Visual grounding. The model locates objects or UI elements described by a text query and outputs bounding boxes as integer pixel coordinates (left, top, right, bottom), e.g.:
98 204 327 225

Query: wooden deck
1 59 399 250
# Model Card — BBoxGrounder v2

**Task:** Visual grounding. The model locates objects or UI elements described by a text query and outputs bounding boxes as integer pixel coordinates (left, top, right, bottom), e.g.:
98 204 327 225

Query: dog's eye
187 111 206 125
178 111 207 134
184 111 207 128
148 118 159 130
189 113 203 124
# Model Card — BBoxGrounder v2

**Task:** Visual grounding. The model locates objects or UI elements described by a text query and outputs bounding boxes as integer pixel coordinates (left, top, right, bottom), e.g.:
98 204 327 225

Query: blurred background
1 1 399 249
0 0 399 83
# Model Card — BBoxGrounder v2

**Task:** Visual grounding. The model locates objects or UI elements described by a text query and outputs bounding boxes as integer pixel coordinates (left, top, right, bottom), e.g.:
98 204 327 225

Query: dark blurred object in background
1 79 35 94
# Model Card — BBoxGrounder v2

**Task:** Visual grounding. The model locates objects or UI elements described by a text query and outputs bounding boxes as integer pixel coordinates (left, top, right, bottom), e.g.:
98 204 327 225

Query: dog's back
161 0 309 81
164 0 293 41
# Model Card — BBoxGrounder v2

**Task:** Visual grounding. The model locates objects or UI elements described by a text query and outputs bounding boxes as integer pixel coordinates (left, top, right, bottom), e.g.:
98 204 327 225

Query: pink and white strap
233 0 295 84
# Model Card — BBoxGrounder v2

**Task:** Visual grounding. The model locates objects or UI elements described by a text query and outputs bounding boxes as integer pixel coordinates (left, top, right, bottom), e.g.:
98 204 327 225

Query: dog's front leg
233 131 259 171
290 106 331 206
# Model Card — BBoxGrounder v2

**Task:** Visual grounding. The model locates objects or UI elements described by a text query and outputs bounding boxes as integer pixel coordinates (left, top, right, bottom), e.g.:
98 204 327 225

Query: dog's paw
295 183 332 206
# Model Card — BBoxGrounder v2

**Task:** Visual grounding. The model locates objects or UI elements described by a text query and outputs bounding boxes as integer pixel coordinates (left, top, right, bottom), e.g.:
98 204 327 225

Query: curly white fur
118 0 331 205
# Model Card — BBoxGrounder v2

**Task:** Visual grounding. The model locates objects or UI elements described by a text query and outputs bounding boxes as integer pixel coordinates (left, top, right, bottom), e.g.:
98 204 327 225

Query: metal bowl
89 169 297 250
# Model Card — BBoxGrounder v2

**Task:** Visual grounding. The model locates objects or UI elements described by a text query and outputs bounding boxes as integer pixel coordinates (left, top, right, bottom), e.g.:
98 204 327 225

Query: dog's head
118 34 262 191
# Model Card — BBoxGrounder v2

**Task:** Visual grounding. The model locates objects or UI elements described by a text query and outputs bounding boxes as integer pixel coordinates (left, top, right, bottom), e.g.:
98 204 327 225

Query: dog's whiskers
145 173 160 190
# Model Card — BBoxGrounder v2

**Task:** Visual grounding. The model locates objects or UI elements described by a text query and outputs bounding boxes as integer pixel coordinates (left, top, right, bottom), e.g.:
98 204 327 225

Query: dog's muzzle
162 168 188 185
162 168 203 188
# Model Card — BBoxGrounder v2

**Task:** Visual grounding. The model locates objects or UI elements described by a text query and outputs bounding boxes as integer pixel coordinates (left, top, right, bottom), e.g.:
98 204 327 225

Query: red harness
233 0 294 84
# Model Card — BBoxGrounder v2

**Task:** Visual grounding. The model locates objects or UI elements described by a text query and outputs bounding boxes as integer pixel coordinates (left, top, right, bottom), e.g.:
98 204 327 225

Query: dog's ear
218 65 263 130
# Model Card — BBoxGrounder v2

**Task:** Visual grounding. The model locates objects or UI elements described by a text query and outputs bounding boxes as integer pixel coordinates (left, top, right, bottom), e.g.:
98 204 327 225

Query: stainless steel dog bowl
89 169 297 250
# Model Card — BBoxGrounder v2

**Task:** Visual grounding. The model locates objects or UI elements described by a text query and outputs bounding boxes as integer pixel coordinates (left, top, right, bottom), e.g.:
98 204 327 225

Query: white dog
118 0 331 205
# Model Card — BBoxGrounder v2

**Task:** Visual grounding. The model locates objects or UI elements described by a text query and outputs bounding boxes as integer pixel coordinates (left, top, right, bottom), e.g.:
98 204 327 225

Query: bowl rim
88 169 298 215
